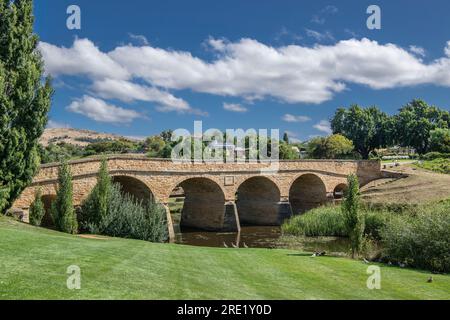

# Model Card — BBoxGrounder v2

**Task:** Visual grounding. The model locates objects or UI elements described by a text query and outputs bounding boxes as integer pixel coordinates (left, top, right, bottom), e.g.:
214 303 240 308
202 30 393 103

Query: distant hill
39 128 142 147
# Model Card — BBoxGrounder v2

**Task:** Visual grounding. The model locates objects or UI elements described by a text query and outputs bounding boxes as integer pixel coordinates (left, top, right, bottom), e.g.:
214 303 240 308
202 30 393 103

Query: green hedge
282 205 391 239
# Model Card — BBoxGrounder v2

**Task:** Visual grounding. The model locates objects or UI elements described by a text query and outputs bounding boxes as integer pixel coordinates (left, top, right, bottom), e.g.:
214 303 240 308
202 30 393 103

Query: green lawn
0 216 449 300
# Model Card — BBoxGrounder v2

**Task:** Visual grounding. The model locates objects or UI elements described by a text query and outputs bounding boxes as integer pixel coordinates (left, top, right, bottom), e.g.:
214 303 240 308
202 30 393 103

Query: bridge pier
163 203 176 243
277 199 293 224
223 201 241 232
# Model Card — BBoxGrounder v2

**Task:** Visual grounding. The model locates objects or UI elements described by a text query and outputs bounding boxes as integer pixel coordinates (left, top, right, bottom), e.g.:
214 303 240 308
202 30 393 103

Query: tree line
331 99 450 159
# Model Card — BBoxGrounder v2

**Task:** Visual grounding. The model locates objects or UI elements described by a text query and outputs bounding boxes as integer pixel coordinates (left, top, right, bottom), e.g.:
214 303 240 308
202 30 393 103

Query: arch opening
41 194 56 229
112 175 154 203
236 176 281 225
333 183 348 200
170 178 226 231
289 174 327 215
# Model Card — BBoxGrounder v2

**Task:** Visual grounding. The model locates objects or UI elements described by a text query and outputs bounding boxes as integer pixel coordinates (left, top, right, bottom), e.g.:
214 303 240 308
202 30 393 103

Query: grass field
1 216 449 300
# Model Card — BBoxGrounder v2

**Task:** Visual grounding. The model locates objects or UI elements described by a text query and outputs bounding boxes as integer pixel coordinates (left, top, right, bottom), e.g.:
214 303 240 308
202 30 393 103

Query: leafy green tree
325 134 354 158
342 174 364 258
29 188 45 226
331 105 390 159
307 134 354 159
145 136 166 157
429 128 450 153
395 100 450 154
160 130 173 143
84 139 136 155
307 136 326 159
0 0 53 213
38 142 85 164
158 144 173 158
51 161 77 234
279 143 299 160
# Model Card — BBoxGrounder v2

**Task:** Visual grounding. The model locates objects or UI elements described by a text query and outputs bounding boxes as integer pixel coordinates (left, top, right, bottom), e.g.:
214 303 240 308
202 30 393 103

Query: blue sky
34 0 450 141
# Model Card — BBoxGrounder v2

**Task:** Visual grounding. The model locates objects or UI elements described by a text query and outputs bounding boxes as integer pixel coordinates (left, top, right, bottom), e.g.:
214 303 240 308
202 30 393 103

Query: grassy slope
0 216 449 300
361 165 450 204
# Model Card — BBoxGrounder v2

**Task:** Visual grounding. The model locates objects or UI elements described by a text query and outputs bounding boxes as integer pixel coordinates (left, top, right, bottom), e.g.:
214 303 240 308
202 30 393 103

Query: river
175 226 352 255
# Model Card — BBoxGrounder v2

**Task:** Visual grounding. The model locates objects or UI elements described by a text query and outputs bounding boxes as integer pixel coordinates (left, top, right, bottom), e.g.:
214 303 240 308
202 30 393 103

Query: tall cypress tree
80 158 111 229
51 161 77 234
342 174 364 258
0 0 53 213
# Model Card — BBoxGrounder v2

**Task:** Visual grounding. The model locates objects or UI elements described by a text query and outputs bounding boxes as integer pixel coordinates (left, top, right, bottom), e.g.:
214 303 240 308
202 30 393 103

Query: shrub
51 161 78 234
282 205 390 239
29 189 45 226
417 158 450 174
421 152 450 161
380 204 450 273
282 206 346 237
85 183 168 242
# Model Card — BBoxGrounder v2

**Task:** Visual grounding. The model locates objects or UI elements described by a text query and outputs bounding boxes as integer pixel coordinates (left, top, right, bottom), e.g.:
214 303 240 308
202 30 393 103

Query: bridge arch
41 194 56 229
289 173 327 214
111 175 155 203
172 177 226 231
333 183 348 200
236 176 281 225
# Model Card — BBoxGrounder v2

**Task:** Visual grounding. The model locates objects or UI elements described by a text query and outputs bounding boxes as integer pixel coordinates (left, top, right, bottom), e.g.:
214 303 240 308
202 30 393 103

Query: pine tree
342 174 364 258
51 161 77 234
0 0 53 213
29 188 45 226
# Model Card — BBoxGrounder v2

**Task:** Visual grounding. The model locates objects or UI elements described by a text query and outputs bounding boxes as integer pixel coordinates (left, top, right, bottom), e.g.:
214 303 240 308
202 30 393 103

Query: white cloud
311 16 325 25
223 103 248 113
282 114 311 123
46 120 71 129
128 33 149 46
67 95 142 124
274 27 302 43
305 29 334 42
207 37 227 51
344 29 359 38
311 5 338 24
38 39 129 80
40 37 450 107
445 41 450 57
314 120 332 135
92 79 194 113
324 5 338 14
409 45 426 57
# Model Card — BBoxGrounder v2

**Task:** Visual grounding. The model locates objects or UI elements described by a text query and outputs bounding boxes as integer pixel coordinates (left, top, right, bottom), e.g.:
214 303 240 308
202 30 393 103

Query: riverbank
1 216 449 300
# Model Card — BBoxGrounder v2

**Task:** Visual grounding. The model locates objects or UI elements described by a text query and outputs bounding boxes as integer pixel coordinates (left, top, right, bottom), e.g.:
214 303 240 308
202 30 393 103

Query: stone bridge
13 156 381 239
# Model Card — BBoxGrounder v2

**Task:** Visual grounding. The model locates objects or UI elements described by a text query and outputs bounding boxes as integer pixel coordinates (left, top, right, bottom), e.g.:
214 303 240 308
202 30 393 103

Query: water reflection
175 226 352 255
